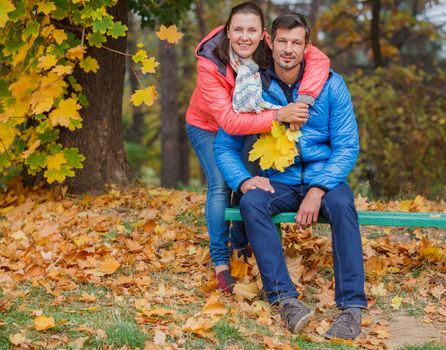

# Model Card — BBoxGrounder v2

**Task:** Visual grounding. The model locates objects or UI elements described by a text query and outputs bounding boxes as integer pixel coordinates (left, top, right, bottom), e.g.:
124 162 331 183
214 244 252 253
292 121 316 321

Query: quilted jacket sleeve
308 76 359 190
297 44 330 106
196 59 275 135
214 129 253 192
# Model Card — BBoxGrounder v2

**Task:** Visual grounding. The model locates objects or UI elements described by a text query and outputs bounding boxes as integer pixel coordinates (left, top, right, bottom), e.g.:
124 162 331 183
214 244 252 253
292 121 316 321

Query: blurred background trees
122 0 446 199
1 0 445 198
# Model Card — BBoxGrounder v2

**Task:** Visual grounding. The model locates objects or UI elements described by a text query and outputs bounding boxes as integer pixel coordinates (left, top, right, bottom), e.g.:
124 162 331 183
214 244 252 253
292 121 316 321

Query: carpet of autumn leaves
0 181 445 349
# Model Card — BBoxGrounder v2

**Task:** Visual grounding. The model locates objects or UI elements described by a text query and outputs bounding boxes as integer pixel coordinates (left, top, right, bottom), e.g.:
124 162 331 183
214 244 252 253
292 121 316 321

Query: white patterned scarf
229 46 280 113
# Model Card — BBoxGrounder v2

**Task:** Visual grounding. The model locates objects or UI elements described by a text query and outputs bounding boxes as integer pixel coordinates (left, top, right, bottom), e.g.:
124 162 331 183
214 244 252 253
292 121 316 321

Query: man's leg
239 182 300 303
320 183 367 339
239 183 313 333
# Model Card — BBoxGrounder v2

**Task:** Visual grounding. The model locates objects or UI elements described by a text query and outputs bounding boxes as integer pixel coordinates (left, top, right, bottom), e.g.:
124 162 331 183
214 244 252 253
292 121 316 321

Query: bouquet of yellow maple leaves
249 121 301 172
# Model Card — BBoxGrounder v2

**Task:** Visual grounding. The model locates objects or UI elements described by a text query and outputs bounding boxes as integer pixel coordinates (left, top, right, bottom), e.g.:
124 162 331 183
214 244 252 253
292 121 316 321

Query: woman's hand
276 102 309 129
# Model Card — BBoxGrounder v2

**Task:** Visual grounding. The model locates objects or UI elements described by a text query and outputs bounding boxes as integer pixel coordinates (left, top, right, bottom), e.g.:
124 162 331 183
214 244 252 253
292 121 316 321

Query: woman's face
227 13 264 58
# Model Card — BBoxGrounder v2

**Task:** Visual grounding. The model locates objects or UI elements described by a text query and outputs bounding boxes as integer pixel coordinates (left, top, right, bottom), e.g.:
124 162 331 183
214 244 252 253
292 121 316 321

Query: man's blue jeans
238 181 367 308
186 124 255 266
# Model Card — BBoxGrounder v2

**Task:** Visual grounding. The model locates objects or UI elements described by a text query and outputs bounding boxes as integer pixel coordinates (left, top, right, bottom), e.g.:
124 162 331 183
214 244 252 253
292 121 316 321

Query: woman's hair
214 1 271 67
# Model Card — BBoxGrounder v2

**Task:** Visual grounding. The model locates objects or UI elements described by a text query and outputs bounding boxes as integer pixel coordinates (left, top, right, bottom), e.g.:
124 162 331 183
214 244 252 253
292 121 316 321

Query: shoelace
333 311 356 331
281 303 303 325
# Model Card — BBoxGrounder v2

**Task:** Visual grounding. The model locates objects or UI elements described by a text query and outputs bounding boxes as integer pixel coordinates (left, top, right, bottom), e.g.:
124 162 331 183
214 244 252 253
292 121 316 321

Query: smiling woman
227 13 264 58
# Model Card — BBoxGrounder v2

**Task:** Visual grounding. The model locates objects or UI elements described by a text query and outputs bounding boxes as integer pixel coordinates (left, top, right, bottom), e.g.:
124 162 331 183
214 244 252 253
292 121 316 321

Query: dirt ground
385 316 445 349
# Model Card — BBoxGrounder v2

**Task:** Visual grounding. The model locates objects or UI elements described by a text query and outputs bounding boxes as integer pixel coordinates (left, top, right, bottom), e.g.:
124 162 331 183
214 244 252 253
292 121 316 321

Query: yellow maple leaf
98 257 120 274
34 315 56 331
67 45 85 60
182 316 216 336
36 1 56 14
12 39 35 67
52 29 68 44
41 24 55 38
22 140 41 160
9 333 27 346
391 295 403 310
130 86 158 107
233 282 259 300
40 72 67 98
46 153 67 171
156 25 184 44
79 56 99 73
249 131 297 172
285 128 302 141
271 120 285 137
141 57 160 74
0 0 15 28
0 124 17 152
30 94 54 114
52 64 73 76
9 74 39 97
37 54 58 70
371 282 388 297
49 98 82 129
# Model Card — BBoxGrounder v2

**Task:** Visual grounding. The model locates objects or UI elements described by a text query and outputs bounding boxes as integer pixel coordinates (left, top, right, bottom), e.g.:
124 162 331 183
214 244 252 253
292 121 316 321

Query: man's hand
295 187 326 229
240 176 275 194
276 102 309 128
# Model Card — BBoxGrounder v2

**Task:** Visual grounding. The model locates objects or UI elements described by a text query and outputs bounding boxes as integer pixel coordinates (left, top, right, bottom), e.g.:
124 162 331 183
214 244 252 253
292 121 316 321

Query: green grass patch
398 342 446 350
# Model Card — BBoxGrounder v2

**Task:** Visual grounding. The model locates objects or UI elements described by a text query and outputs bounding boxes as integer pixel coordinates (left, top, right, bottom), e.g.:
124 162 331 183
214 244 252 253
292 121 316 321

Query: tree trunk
371 0 384 68
59 0 132 194
160 41 180 187
127 12 145 143
195 0 207 38
178 27 193 186
309 0 320 42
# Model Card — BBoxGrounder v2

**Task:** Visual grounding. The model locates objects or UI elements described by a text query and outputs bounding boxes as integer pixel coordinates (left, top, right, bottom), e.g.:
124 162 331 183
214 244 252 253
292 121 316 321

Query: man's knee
240 189 270 216
323 184 355 211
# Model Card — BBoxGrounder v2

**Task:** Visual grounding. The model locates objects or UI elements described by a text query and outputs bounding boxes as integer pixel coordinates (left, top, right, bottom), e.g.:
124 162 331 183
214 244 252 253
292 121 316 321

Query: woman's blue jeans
186 123 253 266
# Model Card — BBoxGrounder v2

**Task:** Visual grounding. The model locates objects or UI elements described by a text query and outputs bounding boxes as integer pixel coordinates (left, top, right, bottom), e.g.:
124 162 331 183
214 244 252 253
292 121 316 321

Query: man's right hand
276 102 309 129
240 176 275 194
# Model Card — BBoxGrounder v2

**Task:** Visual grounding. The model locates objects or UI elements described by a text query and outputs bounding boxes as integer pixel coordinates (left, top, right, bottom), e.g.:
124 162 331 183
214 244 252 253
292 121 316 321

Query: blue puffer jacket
214 67 359 193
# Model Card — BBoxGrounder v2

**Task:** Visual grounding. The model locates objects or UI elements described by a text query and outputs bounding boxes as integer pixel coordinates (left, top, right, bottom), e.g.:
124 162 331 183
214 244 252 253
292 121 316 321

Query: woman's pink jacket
185 25 330 135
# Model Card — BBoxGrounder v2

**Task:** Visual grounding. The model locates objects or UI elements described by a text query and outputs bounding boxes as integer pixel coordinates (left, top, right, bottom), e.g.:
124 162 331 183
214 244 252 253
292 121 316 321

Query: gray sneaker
325 308 362 340
278 298 314 334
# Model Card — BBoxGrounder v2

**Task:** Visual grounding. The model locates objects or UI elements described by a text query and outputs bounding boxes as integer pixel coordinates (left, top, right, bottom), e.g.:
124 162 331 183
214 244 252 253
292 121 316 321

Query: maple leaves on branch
0 0 184 185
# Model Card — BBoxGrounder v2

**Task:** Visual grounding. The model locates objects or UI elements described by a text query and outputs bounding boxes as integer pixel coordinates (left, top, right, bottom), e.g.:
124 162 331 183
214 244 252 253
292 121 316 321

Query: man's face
271 27 307 71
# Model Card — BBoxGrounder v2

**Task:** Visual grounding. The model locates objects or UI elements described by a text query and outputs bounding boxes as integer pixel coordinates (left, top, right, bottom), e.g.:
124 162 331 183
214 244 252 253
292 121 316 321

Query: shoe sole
324 330 361 341
291 309 314 334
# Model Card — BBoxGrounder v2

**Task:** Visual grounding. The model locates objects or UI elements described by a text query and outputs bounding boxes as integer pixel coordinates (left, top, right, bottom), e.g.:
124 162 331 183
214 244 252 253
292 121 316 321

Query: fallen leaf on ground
34 315 56 331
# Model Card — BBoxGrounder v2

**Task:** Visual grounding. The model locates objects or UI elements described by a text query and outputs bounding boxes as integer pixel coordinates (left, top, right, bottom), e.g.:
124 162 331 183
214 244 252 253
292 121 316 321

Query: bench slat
224 208 446 229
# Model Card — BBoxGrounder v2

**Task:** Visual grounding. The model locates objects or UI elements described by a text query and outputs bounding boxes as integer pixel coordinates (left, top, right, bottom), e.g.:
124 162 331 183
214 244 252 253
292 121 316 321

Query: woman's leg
186 124 232 268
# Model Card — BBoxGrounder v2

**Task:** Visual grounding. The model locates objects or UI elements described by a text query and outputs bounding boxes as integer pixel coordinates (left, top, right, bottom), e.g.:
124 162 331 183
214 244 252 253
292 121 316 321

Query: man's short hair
271 13 311 43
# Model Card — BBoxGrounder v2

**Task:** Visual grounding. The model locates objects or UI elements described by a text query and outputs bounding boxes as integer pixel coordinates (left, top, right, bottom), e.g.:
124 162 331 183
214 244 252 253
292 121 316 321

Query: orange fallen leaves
34 315 56 331
0 183 445 347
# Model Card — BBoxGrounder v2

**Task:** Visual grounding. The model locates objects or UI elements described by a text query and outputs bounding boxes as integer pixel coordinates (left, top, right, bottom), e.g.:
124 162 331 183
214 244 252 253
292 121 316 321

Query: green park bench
224 208 446 237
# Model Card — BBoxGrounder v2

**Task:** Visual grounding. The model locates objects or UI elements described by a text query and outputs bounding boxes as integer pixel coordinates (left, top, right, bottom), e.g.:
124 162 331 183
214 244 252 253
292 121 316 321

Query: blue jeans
238 181 367 308
186 124 252 266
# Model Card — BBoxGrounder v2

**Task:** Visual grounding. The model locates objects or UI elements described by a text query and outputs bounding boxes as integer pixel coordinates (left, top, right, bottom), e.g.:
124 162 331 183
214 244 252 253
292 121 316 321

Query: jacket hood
195 25 228 76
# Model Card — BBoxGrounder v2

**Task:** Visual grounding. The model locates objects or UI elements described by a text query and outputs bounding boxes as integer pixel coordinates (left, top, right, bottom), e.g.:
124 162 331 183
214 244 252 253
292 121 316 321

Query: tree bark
195 0 207 38
127 12 145 143
178 27 193 186
371 0 384 68
59 0 132 194
160 41 181 187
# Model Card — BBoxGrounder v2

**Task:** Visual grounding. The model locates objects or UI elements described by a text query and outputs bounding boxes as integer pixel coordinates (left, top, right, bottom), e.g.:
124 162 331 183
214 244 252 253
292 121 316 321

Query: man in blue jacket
214 13 367 340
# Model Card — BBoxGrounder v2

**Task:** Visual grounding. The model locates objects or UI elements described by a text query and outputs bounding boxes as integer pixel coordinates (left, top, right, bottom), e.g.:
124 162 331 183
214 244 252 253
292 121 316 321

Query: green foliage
348 65 446 198
130 0 194 27
0 0 128 186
